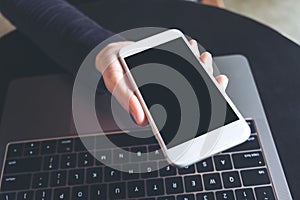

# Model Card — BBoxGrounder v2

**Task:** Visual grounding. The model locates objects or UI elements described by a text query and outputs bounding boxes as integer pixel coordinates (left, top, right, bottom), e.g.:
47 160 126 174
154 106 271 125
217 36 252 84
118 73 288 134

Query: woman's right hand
95 40 229 126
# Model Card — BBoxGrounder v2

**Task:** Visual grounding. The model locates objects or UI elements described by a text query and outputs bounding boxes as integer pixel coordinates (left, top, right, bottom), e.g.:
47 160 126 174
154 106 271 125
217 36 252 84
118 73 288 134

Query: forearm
0 0 114 76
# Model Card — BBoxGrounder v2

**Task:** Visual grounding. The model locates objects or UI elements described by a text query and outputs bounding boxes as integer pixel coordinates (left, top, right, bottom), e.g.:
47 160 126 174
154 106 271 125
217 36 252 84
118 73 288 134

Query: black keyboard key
214 155 232 171
78 152 94 167
157 196 175 200
109 182 126 199
255 186 275 200
75 137 94 151
128 180 145 198
24 142 39 157
17 191 33 200
246 120 256 133
41 140 57 155
177 194 195 200
24 148 39 156
60 154 76 169
178 165 195 175
165 177 184 194
1 174 31 191
216 190 234 200
122 164 139 180
146 178 164 196
7 144 23 158
43 155 59 170
54 188 70 200
36 189 52 200
241 168 270 186
203 173 222 190
69 169 84 185
104 166 121 182
148 145 164 160
196 158 214 172
86 167 103 184
130 146 147 162
140 198 156 200
232 151 265 169
225 135 260 152
4 157 41 174
95 150 112 165
235 188 255 200
72 186 88 200
90 184 107 199
196 192 214 200
221 171 241 188
58 139 73 153
0 193 16 200
184 175 203 192
159 161 176 177
32 172 49 188
113 148 129 164
50 171 66 187
141 162 158 178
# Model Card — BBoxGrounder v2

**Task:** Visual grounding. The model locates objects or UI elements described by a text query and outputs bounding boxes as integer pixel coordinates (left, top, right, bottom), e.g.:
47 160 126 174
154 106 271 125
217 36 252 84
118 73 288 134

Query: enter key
232 151 265 169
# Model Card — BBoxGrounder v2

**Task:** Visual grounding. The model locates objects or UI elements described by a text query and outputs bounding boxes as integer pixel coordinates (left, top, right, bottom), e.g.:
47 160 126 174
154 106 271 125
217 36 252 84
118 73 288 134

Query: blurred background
223 0 300 45
0 0 299 44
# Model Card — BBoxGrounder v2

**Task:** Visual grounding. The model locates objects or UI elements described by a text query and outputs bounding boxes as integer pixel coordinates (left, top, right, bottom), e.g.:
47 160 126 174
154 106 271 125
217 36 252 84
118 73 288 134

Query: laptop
0 55 292 199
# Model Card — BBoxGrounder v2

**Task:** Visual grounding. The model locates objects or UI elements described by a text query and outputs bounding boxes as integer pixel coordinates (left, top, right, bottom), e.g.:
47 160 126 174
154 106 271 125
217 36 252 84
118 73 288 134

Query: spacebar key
1 174 31 191
4 157 42 174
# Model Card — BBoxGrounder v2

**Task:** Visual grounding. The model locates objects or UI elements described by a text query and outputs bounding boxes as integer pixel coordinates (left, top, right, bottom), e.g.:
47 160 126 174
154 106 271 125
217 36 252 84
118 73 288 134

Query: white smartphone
118 29 250 167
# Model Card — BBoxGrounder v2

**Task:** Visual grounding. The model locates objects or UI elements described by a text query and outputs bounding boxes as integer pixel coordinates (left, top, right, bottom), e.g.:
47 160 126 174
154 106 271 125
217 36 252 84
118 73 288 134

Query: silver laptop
0 55 292 199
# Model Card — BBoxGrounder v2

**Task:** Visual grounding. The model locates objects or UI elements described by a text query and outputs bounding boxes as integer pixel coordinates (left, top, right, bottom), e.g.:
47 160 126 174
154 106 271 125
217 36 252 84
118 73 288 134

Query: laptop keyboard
0 119 276 200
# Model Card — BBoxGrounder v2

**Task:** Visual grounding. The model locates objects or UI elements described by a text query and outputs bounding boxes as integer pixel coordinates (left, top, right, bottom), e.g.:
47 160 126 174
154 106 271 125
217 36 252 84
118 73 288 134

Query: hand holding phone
117 29 250 167
95 38 228 126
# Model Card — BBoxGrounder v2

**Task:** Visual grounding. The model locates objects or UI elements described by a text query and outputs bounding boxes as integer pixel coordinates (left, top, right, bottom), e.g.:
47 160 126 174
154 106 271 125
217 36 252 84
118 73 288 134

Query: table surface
0 0 299 198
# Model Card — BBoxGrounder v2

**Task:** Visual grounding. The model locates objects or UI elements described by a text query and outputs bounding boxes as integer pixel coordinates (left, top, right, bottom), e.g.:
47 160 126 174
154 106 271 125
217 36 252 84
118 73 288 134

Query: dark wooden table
0 0 299 198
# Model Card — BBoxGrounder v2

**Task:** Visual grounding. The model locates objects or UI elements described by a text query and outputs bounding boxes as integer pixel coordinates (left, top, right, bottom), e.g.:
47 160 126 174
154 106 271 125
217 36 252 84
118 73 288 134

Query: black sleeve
0 0 114 77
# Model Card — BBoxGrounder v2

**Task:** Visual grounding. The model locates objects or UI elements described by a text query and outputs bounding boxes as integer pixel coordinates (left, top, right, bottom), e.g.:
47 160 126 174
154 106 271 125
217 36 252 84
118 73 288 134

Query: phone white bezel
118 29 250 167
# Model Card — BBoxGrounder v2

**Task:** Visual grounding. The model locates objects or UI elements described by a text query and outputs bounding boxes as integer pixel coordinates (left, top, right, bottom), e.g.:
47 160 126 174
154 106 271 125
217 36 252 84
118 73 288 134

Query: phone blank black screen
124 37 238 148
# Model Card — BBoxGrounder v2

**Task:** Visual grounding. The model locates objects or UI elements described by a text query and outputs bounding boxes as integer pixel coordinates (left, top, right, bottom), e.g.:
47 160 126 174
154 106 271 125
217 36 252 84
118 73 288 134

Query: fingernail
205 52 212 58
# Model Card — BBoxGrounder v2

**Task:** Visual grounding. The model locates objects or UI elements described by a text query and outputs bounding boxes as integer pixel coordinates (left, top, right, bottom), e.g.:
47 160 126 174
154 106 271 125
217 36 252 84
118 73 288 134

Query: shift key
4 157 42 174
241 168 270 186
1 174 31 191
